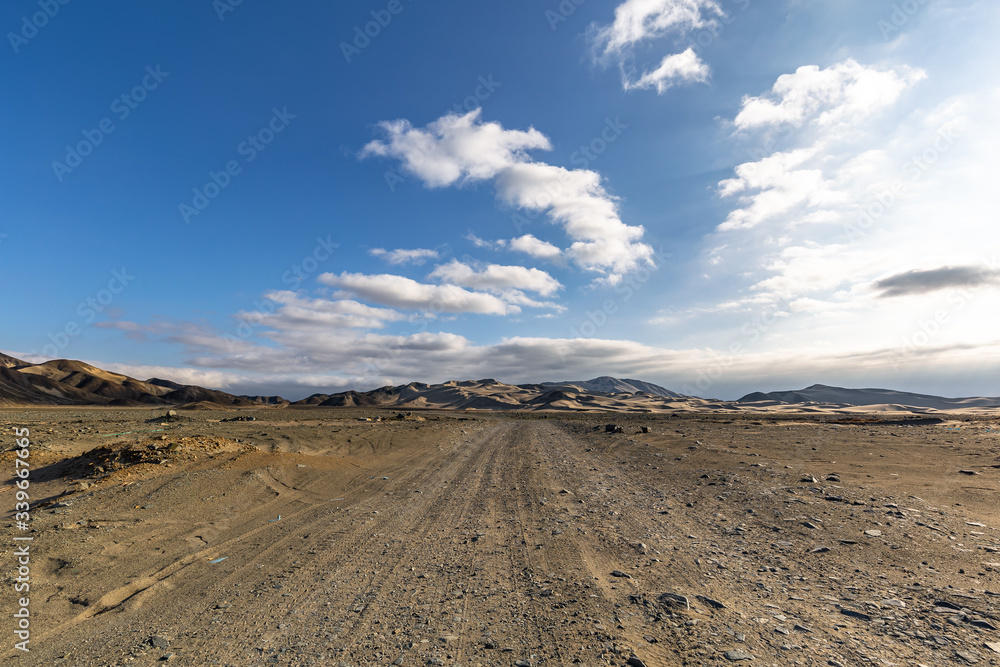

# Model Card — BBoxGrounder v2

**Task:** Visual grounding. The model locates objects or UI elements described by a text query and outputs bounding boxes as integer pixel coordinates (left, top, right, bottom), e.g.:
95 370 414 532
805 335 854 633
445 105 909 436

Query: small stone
959 470 980 475
627 658 648 667
150 636 170 649
696 594 726 609
611 570 632 579
863 529 882 537
955 650 981 664
839 609 871 622
659 592 690 609
723 649 754 661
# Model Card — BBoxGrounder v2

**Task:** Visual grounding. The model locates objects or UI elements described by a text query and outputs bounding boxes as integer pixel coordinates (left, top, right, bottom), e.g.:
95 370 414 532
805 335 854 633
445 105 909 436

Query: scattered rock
150 635 170 649
659 592 690 610
959 470 980 475
611 570 632 579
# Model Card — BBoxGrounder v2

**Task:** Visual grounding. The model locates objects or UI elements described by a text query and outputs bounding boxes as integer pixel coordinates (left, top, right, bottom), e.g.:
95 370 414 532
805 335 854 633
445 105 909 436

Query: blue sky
3 0 998 400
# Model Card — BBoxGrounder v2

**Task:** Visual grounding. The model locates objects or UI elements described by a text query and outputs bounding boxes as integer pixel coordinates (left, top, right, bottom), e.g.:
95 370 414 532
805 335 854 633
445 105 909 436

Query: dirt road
3 412 1000 665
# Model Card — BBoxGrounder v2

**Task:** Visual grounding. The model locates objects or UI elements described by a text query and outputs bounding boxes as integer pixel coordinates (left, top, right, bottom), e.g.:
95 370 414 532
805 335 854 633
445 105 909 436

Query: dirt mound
60 436 253 481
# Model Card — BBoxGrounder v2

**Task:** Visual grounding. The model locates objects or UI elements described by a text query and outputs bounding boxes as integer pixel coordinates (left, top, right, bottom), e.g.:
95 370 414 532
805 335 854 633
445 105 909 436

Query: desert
3 368 1000 665
7 3 999 664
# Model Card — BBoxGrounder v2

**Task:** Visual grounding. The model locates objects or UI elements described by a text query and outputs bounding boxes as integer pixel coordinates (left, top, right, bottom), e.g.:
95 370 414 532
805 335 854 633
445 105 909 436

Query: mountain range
738 384 1000 411
1 352 997 412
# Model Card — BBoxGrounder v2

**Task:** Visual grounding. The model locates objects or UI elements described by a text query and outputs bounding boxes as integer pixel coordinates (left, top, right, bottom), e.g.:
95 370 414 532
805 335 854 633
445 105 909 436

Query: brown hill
0 354 283 407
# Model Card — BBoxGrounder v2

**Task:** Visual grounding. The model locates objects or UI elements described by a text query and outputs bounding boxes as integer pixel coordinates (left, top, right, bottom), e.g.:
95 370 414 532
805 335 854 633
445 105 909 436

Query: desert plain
2 407 1000 666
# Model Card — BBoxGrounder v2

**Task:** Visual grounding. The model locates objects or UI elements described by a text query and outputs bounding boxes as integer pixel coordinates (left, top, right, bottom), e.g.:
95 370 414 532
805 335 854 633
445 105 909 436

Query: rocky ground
1 408 999 666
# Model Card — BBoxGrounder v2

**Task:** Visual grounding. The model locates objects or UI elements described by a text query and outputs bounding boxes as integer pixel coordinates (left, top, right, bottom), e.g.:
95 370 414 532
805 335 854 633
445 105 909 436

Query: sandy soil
2 408 1000 666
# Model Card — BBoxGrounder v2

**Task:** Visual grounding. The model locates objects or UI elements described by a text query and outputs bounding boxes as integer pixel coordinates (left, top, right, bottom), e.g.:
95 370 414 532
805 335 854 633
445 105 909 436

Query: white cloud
466 233 506 250
595 0 723 55
717 147 832 231
252 291 405 330
734 60 926 131
362 110 653 283
360 110 549 187
624 48 710 94
592 0 722 94
318 271 519 315
369 247 439 265
509 234 562 261
495 162 653 280
427 259 561 296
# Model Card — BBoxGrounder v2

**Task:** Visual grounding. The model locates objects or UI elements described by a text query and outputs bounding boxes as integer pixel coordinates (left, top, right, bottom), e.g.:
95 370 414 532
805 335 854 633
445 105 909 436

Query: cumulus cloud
592 0 721 93
362 110 653 283
369 247 439 265
733 60 926 131
360 110 549 186
594 0 723 55
318 271 519 315
427 259 562 296
509 234 562 261
717 147 832 231
717 61 927 233
624 48 710 94
873 266 1000 298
